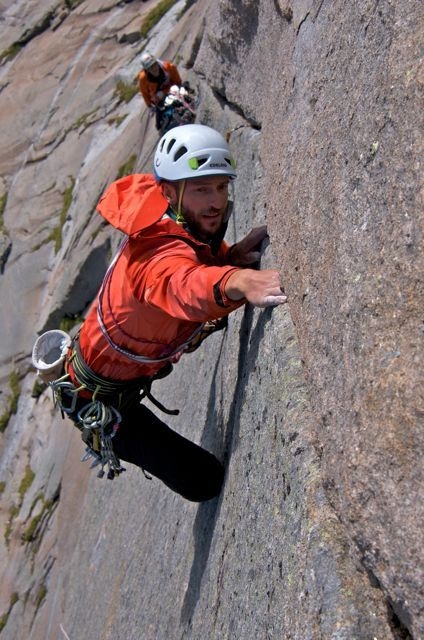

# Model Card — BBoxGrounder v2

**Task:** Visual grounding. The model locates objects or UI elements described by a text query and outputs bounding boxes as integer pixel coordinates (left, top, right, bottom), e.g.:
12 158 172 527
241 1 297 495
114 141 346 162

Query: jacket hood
96 174 168 236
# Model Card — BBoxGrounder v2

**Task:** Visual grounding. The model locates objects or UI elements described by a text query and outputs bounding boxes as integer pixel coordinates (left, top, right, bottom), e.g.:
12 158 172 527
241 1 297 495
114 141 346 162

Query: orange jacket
77 174 244 381
138 60 182 107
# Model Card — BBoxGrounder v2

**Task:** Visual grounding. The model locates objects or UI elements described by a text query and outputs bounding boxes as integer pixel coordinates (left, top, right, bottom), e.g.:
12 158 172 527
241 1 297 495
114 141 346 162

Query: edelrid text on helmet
153 124 237 182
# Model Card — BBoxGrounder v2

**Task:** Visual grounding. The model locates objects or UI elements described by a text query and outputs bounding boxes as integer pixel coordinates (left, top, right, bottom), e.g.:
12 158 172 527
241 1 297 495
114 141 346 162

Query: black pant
69 395 224 502
155 107 163 130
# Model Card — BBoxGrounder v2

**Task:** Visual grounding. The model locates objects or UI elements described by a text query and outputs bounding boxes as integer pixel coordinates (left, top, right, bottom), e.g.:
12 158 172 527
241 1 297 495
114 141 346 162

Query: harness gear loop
70 335 179 415
49 374 82 415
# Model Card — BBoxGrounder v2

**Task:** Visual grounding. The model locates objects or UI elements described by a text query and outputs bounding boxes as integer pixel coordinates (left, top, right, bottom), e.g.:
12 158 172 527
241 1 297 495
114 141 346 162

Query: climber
138 52 182 130
52 124 287 502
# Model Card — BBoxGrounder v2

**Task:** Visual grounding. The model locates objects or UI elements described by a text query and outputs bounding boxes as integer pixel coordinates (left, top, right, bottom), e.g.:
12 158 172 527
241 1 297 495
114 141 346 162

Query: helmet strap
175 180 186 224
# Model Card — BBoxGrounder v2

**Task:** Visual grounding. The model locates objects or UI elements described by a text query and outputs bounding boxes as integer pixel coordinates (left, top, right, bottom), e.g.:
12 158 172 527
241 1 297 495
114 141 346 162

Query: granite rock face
202 1 423 636
0 1 422 639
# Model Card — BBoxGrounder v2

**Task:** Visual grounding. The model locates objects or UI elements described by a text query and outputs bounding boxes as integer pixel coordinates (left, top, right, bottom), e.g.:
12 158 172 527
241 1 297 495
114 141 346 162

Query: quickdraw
49 374 126 479
77 400 124 479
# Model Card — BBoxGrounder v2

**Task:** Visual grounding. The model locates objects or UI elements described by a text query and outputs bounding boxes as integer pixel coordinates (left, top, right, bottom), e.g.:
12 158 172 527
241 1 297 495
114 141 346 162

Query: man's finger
261 294 287 307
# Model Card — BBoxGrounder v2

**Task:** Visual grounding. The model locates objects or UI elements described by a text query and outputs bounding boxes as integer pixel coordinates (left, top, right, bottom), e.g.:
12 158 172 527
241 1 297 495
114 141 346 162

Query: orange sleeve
132 240 244 321
138 71 153 106
163 61 182 87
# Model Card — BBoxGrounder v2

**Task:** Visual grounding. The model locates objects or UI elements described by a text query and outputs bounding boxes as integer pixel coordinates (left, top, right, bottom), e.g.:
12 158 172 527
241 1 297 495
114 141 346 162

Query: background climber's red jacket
138 60 182 107
78 174 244 381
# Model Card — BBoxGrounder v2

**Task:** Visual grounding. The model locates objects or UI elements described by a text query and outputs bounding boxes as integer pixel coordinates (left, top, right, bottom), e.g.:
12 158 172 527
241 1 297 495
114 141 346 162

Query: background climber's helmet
141 52 157 70
169 85 180 97
154 124 237 182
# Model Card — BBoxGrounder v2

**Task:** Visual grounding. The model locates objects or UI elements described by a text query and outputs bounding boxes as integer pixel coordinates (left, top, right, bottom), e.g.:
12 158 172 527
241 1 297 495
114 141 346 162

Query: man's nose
208 189 226 209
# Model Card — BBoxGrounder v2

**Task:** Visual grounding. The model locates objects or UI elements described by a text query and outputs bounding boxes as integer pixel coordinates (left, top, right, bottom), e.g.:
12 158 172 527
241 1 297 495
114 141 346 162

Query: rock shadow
180 304 275 628
179 496 221 628
223 304 273 459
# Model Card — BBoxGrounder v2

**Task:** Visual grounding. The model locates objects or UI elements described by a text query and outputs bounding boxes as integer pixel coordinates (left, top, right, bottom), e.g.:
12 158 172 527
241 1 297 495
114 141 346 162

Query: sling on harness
96 237 207 365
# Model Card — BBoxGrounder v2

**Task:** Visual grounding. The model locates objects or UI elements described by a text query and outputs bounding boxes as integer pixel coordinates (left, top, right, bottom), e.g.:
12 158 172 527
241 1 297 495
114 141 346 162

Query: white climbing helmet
154 124 237 181
141 52 157 70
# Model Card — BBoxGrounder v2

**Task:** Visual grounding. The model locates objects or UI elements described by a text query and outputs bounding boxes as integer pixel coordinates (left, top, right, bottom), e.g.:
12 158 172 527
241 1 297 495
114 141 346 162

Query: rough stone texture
0 0 422 639
196 0 424 637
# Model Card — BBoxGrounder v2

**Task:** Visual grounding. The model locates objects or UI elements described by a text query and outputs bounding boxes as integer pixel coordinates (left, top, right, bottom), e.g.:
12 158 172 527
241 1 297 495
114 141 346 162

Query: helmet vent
173 145 187 161
166 138 176 154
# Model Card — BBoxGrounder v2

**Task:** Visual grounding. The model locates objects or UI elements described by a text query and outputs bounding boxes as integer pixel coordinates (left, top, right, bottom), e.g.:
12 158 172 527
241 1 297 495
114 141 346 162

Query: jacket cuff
213 268 244 308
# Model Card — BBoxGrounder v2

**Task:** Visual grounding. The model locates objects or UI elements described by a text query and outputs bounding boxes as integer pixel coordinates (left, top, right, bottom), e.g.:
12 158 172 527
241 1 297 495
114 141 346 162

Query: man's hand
225 268 287 308
229 225 268 266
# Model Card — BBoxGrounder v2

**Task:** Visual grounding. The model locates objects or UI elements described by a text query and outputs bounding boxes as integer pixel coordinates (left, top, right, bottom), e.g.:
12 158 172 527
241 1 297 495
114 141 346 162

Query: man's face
148 62 160 77
165 176 231 242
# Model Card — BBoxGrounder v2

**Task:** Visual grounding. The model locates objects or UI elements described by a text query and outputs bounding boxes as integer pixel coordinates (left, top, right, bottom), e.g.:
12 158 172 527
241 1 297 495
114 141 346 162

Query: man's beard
183 206 226 243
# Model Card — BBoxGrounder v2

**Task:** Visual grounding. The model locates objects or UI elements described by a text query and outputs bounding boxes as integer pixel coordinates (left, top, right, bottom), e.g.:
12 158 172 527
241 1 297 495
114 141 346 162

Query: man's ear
161 181 177 204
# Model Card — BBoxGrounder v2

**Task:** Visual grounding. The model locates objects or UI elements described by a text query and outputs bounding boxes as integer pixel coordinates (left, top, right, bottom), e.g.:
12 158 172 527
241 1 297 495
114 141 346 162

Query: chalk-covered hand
225 268 287 308
229 225 268 266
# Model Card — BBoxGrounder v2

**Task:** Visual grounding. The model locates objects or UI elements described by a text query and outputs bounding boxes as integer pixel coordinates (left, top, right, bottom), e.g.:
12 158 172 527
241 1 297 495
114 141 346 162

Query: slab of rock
0 0 422 638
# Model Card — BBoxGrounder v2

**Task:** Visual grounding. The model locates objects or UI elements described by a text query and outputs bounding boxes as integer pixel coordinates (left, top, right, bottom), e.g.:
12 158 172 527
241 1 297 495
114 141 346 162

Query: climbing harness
31 330 123 478
41 312 226 480
46 334 179 479
70 336 179 415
